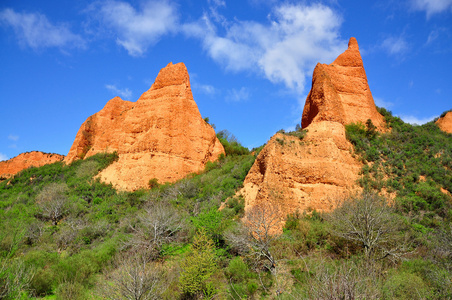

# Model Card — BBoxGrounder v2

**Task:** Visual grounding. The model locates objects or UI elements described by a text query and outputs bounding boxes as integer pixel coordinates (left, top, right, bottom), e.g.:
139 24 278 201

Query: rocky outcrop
0 151 64 178
238 122 362 226
436 111 452 134
302 37 385 130
239 37 390 227
65 62 225 190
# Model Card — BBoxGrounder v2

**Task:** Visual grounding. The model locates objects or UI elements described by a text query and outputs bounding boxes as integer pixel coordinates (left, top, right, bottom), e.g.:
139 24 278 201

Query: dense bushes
216 130 250 156
345 109 452 221
1 116 451 299
0 138 257 298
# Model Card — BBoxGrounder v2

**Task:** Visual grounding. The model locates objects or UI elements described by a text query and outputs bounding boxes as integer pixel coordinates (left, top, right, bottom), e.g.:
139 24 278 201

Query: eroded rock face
436 111 452 134
65 62 225 190
239 121 362 228
302 37 385 130
0 151 64 178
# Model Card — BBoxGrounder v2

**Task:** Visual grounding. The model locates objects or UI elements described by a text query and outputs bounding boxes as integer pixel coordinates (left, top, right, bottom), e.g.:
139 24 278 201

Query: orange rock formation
239 122 362 226
302 37 385 130
0 151 64 178
65 62 225 190
436 111 452 134
240 37 389 227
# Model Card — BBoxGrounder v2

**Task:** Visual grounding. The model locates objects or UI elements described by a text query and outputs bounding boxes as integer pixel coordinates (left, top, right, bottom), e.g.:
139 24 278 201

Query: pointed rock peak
348 37 359 49
332 37 363 67
151 62 190 90
65 62 225 190
302 37 385 130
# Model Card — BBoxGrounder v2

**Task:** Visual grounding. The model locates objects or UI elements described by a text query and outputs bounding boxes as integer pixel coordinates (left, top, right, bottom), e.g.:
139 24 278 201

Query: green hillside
1 117 451 299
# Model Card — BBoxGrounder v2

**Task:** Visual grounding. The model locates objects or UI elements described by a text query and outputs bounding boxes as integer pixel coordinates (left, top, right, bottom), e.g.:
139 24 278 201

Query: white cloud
193 83 217 95
226 87 250 102
410 0 452 17
94 0 178 56
399 114 436 125
105 84 132 100
426 30 440 44
8 134 19 141
0 153 8 162
381 35 409 55
184 3 345 93
374 97 394 108
0 8 85 50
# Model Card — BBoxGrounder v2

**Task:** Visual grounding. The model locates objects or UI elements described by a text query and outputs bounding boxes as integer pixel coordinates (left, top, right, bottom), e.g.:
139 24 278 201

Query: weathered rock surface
436 111 452 134
302 37 385 130
238 121 362 226
65 62 225 190
0 151 64 178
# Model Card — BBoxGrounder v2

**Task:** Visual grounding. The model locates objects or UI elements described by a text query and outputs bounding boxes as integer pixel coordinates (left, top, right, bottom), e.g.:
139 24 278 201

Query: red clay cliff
65 62 225 190
302 37 385 130
240 37 388 228
0 151 64 179
436 111 452 134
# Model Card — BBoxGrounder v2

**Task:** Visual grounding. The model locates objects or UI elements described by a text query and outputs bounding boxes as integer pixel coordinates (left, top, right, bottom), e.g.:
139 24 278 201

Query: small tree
327 193 410 262
179 229 217 298
129 201 184 259
101 252 167 300
36 183 69 225
226 203 281 273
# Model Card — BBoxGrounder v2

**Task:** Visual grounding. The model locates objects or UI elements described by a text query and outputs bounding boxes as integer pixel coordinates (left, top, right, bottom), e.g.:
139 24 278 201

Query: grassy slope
1 117 451 299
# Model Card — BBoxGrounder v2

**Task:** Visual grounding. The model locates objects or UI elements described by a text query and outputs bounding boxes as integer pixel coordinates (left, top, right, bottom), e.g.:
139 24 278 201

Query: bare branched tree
226 203 281 273
36 183 69 225
128 201 184 259
55 217 86 251
308 259 382 300
101 251 167 300
327 193 411 262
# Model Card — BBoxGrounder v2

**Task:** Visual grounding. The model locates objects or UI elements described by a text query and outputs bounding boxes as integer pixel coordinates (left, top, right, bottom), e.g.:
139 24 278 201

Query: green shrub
179 229 217 297
383 271 430 299
55 281 86 300
217 130 250 156
148 178 159 189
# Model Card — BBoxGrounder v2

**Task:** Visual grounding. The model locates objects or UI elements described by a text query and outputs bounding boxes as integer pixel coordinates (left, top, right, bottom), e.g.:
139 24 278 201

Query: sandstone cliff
302 37 385 130
436 111 452 134
0 151 64 179
238 122 362 225
65 62 225 190
239 37 390 226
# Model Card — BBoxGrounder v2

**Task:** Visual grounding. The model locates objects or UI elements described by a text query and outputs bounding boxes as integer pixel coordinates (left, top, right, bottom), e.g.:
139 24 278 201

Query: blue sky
1 0 451 161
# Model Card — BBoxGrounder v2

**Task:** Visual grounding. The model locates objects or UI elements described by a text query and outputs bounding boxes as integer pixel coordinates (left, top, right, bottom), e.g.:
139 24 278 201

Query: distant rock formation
65 62 225 190
436 111 452 134
238 122 362 227
302 37 385 130
0 151 64 178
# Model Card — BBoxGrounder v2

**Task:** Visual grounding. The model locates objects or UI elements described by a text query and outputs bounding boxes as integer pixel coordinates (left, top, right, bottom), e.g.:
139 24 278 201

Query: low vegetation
1 116 451 299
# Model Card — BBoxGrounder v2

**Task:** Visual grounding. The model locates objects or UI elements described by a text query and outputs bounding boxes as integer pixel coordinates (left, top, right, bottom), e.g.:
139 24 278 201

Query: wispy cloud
193 83 217 96
0 8 85 50
8 134 19 141
374 97 394 109
184 3 345 93
381 35 410 56
0 153 8 162
92 0 178 56
226 87 250 102
399 114 436 125
105 84 132 100
410 0 452 18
